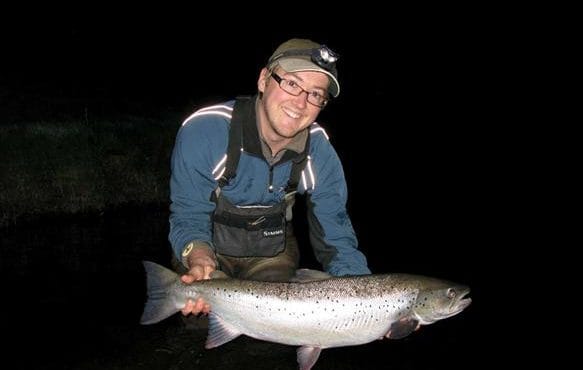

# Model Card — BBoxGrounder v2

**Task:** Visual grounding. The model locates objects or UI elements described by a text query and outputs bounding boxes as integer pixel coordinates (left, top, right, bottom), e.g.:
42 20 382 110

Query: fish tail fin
140 260 180 325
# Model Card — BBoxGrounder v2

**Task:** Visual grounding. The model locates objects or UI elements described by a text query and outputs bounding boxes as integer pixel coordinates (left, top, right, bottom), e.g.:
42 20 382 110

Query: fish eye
447 288 457 299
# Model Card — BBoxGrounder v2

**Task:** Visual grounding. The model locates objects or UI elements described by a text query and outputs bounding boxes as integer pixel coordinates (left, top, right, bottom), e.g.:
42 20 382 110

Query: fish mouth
452 291 472 314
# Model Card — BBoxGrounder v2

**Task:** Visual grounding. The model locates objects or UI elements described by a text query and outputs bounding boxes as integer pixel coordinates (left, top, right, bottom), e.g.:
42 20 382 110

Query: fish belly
210 295 397 348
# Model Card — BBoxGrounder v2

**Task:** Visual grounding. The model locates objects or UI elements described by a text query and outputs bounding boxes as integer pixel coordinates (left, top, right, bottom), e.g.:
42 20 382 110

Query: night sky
3 11 496 121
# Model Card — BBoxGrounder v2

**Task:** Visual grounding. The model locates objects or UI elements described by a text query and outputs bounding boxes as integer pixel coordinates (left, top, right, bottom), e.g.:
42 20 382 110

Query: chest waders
212 96 309 281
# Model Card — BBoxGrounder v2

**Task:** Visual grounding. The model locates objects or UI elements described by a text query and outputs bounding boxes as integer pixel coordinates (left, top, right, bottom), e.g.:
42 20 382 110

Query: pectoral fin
205 312 242 349
297 346 322 370
385 317 420 339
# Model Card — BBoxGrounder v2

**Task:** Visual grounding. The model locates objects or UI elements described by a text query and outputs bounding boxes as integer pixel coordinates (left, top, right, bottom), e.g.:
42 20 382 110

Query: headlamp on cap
311 45 339 71
269 45 340 74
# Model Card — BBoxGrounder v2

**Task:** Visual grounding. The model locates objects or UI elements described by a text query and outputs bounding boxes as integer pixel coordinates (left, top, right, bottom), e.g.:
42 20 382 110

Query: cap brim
278 58 340 97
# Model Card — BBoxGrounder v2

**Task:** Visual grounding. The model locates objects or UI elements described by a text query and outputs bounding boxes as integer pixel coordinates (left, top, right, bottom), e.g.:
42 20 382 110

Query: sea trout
141 261 471 370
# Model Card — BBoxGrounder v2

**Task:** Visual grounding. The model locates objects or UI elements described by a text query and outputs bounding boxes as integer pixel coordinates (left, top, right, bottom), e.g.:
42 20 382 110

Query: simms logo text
263 229 284 237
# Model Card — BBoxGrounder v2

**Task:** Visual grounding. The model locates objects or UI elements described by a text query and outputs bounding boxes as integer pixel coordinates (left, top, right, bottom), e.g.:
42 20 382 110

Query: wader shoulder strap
217 96 252 188
285 131 310 193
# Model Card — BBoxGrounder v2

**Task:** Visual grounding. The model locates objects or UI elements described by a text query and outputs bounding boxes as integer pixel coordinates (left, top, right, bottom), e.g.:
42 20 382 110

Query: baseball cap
267 38 340 97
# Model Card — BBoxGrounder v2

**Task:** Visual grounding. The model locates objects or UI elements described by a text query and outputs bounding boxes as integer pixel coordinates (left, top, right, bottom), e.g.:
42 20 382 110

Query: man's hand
180 243 217 316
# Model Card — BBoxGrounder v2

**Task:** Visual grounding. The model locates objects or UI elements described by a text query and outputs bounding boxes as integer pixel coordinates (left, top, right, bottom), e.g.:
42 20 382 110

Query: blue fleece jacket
169 98 370 276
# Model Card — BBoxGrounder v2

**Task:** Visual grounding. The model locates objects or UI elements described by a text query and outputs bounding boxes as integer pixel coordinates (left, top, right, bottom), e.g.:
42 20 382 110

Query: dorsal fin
209 270 230 279
290 269 332 283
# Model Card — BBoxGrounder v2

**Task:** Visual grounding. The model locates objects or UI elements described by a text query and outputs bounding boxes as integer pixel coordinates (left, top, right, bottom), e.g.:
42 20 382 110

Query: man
169 38 370 316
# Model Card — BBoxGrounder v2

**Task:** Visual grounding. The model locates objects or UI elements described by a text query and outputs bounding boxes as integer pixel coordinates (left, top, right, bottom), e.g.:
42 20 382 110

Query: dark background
1 9 511 369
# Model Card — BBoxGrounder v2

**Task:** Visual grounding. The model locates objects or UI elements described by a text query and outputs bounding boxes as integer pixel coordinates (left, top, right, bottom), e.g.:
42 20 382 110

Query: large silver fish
141 261 471 370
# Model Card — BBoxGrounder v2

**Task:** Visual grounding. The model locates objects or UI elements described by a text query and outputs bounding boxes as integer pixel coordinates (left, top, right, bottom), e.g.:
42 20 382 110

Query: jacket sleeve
306 138 371 276
168 118 227 260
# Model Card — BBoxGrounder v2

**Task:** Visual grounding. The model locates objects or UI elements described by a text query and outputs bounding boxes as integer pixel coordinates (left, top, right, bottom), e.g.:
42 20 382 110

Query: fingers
198 299 211 314
181 298 210 315
181 274 196 284
181 265 214 283
180 264 215 316
192 264 215 280
181 299 195 315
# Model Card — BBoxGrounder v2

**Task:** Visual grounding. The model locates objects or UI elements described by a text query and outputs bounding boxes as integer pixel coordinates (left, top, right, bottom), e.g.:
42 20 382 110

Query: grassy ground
0 115 177 226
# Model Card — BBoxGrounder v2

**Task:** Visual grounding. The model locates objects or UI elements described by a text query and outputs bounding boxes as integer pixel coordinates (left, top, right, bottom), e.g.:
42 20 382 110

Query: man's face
257 67 330 140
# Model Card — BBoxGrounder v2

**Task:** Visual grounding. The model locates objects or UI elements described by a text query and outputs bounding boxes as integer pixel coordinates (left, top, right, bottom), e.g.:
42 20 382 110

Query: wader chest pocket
212 198 286 257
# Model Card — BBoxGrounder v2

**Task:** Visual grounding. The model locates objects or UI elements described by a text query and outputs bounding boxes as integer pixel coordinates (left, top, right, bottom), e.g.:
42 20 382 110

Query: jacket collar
240 95 309 165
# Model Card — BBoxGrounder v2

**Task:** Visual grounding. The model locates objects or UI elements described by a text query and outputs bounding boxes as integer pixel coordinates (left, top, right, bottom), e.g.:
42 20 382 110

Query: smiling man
168 38 370 316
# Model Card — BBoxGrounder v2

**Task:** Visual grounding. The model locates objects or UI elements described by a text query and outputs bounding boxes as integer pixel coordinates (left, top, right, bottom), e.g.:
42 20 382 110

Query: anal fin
297 346 322 370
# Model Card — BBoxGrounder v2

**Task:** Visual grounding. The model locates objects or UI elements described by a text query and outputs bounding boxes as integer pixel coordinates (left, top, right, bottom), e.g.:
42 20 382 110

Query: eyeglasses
270 73 329 108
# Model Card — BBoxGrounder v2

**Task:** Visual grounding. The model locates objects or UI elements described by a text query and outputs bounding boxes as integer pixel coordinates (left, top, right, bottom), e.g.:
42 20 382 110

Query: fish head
412 280 471 325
